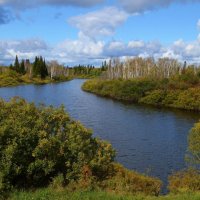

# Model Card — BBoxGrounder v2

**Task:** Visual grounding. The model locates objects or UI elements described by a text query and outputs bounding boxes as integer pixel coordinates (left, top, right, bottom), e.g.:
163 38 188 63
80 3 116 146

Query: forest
0 55 104 87
82 57 200 111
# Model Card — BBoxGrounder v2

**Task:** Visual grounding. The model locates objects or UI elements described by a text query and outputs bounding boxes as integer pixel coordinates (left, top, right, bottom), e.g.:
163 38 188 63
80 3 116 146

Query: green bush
187 121 200 165
0 97 115 197
168 169 200 193
0 98 163 198
101 164 162 196
82 78 200 111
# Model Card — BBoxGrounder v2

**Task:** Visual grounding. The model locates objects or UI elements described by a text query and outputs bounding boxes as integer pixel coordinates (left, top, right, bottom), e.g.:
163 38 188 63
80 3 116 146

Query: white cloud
118 0 200 13
0 38 49 63
68 7 128 39
197 19 200 29
1 18 200 65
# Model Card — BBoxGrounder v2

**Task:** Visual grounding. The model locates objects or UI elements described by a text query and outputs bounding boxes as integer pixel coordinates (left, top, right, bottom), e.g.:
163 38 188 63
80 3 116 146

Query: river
0 79 199 190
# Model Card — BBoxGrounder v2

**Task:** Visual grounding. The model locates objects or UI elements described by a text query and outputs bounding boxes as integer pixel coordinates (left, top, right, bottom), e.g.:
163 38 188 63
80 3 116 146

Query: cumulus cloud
172 37 200 62
1 17 200 65
68 7 128 39
118 0 200 13
103 40 163 58
0 38 49 63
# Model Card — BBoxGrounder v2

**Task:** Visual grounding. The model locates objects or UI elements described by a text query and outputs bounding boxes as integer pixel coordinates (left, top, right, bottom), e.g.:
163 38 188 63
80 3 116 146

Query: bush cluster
82 76 200 111
0 98 162 199
0 98 115 197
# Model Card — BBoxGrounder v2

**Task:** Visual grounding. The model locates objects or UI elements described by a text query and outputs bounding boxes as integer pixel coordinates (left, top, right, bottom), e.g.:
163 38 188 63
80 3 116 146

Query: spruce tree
14 55 20 73
20 60 26 74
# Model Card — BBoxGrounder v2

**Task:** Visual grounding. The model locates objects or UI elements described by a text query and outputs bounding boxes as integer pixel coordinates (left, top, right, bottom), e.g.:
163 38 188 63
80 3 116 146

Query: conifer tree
20 60 26 74
14 55 20 73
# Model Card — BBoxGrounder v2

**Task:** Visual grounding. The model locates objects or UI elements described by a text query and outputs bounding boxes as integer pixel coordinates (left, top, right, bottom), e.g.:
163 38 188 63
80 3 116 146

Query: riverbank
82 78 200 112
0 71 72 87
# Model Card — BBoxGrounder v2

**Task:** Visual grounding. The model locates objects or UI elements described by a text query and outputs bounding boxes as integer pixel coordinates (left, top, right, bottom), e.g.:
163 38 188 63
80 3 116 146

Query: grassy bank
82 78 200 112
9 189 200 200
0 71 72 87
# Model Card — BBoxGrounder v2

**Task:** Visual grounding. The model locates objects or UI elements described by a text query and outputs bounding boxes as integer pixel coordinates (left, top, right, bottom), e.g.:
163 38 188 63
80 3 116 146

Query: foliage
82 78 157 102
82 77 200 111
100 164 162 196
0 98 163 199
33 56 48 79
0 98 115 197
105 57 200 80
168 169 200 193
187 121 200 165
68 65 103 78
8 189 200 200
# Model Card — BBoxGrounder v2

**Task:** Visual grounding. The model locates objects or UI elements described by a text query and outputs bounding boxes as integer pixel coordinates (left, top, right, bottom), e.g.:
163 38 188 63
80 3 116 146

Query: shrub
139 90 166 105
187 121 200 165
101 164 162 196
0 97 115 196
168 169 200 193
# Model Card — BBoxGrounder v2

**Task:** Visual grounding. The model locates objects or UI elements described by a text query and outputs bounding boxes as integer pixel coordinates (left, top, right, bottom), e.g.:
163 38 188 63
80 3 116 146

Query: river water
0 79 199 190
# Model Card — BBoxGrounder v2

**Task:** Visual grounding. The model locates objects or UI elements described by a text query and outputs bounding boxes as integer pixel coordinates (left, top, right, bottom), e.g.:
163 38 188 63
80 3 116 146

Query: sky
0 0 200 66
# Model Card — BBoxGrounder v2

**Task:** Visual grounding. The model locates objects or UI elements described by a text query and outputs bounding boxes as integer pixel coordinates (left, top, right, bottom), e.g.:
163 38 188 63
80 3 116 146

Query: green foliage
82 79 157 102
188 121 200 165
0 98 115 197
168 169 200 194
0 98 163 198
8 189 200 200
68 65 103 78
100 164 162 196
33 56 48 79
19 60 26 75
82 78 200 111
13 55 20 73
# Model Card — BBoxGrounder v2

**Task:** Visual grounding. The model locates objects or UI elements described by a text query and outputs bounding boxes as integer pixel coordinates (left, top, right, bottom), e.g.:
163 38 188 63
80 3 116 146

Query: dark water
0 79 199 190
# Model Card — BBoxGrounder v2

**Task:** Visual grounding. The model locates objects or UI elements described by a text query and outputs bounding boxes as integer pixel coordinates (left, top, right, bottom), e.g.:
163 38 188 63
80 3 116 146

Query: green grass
9 189 200 200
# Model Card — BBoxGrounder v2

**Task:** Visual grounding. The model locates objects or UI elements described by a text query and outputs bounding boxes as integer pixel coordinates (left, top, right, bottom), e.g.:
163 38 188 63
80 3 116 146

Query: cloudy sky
0 0 200 65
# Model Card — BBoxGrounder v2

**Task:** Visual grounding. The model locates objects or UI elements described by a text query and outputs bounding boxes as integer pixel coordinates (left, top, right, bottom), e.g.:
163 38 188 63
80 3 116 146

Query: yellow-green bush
83 78 200 111
0 98 115 197
168 169 200 193
101 164 162 196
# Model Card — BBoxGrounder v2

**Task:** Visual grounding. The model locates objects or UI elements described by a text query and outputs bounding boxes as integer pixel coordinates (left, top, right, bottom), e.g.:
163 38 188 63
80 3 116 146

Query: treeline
9 55 67 80
67 64 105 78
7 55 104 80
104 57 199 80
82 56 200 111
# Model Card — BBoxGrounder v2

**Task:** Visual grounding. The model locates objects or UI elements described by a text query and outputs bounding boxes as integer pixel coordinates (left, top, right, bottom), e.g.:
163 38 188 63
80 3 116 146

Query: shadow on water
0 79 200 193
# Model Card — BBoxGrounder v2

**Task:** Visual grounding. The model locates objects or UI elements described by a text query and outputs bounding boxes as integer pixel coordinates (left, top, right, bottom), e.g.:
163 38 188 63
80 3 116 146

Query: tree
33 56 48 79
14 55 20 73
19 59 26 74
40 58 48 79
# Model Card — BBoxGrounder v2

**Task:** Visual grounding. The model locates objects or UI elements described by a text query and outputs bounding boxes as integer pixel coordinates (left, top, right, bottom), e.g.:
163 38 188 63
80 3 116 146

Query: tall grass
9 189 200 200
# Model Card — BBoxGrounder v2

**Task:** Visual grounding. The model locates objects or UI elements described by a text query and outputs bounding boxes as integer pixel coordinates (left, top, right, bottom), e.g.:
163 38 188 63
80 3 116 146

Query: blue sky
0 0 200 65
